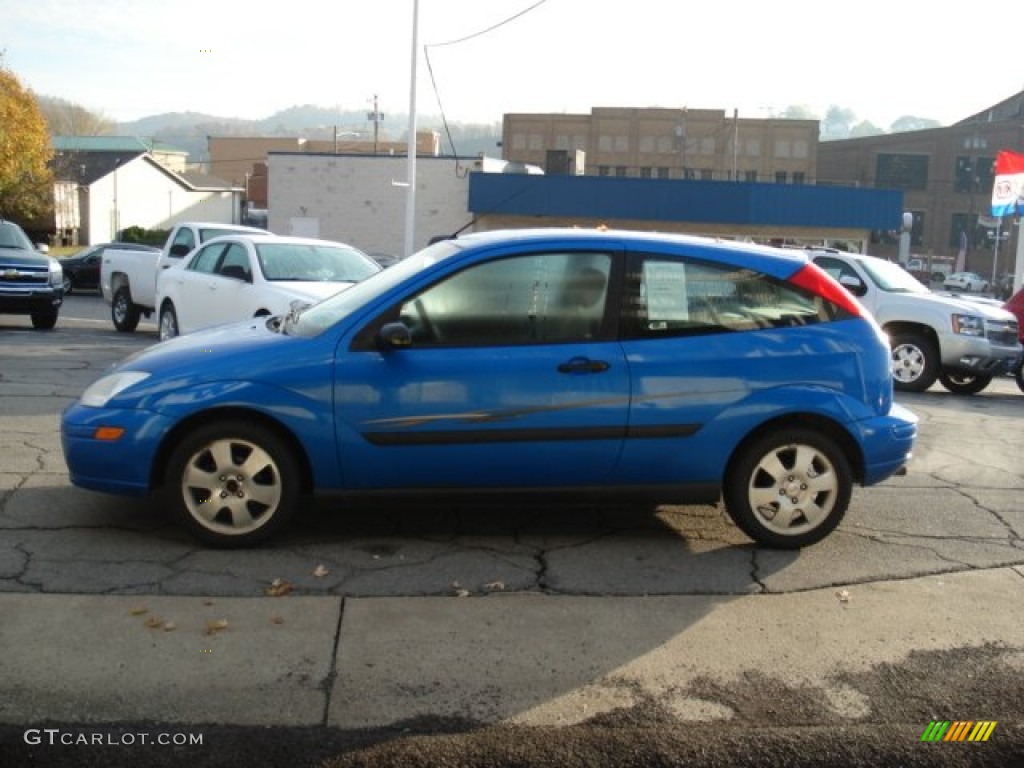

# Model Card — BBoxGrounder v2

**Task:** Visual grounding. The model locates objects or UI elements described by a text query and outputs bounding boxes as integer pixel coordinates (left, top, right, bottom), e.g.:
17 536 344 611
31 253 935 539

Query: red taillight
787 262 865 318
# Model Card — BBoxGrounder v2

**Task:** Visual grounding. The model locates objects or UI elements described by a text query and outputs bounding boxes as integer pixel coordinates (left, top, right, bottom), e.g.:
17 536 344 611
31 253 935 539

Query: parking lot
1 295 1022 766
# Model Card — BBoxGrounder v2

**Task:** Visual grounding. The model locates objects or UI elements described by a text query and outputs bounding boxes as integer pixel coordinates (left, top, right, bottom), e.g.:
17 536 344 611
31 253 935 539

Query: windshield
255 243 380 283
289 239 462 337
859 257 931 294
0 222 35 251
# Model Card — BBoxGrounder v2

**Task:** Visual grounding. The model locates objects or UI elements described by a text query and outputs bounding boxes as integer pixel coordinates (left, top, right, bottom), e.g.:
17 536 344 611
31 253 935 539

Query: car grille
0 263 49 287
986 319 1019 347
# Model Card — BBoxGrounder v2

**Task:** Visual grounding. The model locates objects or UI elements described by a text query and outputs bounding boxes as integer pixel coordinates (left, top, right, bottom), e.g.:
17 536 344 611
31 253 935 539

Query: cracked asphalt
1 299 1022 767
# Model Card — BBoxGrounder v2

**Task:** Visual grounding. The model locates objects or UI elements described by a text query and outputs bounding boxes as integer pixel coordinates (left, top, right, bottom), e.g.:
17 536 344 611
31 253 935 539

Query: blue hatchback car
62 229 916 548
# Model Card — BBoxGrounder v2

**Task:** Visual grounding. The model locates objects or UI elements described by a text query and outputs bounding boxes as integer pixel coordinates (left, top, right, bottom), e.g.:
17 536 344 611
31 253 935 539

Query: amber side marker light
93 427 125 441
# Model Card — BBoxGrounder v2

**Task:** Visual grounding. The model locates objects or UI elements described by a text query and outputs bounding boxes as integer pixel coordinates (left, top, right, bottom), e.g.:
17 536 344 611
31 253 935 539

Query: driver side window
396 251 613 346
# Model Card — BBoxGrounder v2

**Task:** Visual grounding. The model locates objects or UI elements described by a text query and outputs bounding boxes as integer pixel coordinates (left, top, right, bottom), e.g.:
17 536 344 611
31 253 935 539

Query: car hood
0 249 52 267
930 291 1017 320
267 281 354 303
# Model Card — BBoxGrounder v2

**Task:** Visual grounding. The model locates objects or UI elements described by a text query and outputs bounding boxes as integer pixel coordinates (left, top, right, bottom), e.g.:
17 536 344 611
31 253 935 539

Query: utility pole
367 94 384 155
404 0 419 259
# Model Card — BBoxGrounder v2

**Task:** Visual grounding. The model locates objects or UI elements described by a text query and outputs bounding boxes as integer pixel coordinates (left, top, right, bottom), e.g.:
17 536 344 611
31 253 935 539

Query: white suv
808 250 1021 394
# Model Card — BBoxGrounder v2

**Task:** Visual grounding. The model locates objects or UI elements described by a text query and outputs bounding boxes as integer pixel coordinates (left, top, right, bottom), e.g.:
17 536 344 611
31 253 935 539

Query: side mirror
378 322 412 349
169 243 190 258
36 243 50 254
839 274 867 297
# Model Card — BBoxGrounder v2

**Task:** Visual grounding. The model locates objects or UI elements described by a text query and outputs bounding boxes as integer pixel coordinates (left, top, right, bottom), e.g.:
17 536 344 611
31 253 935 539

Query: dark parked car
60 242 160 294
62 228 917 549
0 219 63 329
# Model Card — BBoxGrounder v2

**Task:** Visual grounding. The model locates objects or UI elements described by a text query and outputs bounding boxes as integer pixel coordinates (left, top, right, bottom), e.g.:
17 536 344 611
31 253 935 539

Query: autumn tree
0 59 54 221
37 94 115 136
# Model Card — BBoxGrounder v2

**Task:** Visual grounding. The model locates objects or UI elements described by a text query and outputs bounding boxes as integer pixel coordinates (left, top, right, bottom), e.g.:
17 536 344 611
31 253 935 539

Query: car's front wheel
163 420 301 547
31 310 58 330
938 370 992 395
111 287 140 332
723 428 852 549
889 332 939 392
158 302 179 341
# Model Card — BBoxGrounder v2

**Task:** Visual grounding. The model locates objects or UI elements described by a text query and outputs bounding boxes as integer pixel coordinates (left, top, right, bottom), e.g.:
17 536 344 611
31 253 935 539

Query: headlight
80 371 151 407
49 259 63 288
951 314 984 337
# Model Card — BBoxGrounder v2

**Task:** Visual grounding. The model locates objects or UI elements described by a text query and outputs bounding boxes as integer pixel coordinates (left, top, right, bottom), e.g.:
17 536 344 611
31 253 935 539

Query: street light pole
403 0 419 259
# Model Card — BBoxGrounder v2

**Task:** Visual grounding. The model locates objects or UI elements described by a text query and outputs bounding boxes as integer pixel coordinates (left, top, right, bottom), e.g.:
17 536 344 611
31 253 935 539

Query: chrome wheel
724 428 852 549
747 443 840 536
889 332 938 392
165 421 301 547
158 304 178 341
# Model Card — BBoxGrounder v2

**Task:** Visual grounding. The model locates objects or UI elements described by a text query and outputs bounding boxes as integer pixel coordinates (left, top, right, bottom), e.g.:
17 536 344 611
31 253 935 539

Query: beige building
207 133 442 208
502 107 818 184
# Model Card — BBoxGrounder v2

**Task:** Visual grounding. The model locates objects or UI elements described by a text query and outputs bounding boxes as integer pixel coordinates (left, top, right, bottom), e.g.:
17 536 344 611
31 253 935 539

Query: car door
202 242 257 327
169 241 229 333
332 249 630 490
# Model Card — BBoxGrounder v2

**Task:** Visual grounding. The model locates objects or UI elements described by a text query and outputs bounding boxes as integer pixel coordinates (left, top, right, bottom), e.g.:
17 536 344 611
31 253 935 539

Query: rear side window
622 254 846 338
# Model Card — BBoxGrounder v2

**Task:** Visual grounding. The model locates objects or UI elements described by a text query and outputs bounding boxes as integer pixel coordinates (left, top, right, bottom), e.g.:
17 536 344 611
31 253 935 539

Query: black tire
30 310 58 330
937 370 992 395
1015 361 1024 394
889 332 939 392
723 428 852 549
158 302 179 341
111 287 140 333
62 274 73 294
163 420 301 547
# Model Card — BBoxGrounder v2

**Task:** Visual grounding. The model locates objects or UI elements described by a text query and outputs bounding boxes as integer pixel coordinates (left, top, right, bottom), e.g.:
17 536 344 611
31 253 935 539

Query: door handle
557 357 610 374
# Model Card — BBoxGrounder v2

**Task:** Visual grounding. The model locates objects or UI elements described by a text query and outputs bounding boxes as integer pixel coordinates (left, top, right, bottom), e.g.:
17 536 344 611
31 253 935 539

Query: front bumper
940 335 1022 377
61 403 173 496
0 288 63 314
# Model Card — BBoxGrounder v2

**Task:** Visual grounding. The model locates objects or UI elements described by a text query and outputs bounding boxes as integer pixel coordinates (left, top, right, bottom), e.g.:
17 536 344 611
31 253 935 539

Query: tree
37 95 115 136
890 115 942 134
0 60 53 221
820 106 858 141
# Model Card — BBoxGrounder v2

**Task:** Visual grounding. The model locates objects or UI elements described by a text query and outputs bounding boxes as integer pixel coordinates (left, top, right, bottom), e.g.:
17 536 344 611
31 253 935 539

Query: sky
2 0 1022 130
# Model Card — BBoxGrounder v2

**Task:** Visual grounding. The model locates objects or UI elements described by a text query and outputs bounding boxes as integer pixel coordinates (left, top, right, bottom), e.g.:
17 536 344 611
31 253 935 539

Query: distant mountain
115 106 501 163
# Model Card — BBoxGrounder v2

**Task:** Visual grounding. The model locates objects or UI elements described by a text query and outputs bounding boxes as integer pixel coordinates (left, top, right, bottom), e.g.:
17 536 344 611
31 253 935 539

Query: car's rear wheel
159 303 179 341
938 370 992 395
163 421 300 547
724 428 852 549
112 287 140 332
889 332 939 392
30 310 58 330
62 274 73 294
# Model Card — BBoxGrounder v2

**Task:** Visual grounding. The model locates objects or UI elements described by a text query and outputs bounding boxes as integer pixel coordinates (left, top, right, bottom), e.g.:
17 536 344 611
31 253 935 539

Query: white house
52 136 242 245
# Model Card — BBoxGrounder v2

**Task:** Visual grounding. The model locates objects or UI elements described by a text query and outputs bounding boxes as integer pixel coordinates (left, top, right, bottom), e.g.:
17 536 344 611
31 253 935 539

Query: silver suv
0 220 63 329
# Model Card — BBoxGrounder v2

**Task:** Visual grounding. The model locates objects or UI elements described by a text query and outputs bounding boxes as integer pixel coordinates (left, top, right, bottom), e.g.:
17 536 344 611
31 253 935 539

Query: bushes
118 226 169 247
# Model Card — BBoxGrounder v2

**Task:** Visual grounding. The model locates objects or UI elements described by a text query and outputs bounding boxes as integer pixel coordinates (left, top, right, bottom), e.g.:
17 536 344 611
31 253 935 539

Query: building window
699 138 715 156
640 167 652 178
657 167 670 179
614 136 629 153
745 170 758 182
657 136 673 154
792 140 809 159
700 169 713 181
775 171 788 184
555 135 570 150
793 172 806 185
598 135 613 152
746 139 761 157
598 165 610 177
954 155 995 193
774 140 791 159
512 134 526 151
615 166 628 177
876 153 928 191
639 136 655 154
528 134 544 151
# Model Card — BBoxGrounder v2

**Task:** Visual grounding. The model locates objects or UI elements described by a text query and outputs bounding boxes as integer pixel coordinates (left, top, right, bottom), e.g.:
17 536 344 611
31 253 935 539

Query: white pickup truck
809 249 1021 394
101 222 267 332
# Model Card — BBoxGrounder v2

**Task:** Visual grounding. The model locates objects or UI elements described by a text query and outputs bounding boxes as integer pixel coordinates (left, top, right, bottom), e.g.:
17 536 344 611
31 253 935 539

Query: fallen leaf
454 588 470 598
129 606 148 616
203 600 215 607
835 589 851 603
204 619 229 635
271 616 285 625
265 578 294 597
143 616 164 629
484 581 505 591
162 621 176 632
312 564 329 578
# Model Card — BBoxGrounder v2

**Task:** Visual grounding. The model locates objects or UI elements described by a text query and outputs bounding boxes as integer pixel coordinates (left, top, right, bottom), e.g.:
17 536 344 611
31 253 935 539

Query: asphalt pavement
0 303 1022 766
